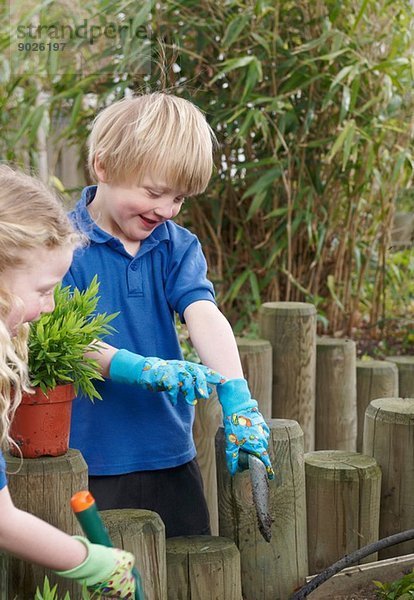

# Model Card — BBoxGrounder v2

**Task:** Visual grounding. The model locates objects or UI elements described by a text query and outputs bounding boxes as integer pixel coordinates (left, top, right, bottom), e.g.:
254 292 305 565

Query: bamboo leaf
222 14 250 49
249 272 261 307
242 167 282 199
210 55 256 83
132 0 153 29
246 190 266 220
327 119 356 165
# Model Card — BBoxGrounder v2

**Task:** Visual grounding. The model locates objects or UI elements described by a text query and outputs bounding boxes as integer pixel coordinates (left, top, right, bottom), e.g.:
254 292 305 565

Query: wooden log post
166 536 241 600
305 450 381 574
0 552 7 599
193 390 222 535
236 337 272 419
363 397 414 559
258 302 316 452
387 356 414 397
216 419 308 600
356 360 399 452
4 449 87 598
315 337 357 451
101 509 167 600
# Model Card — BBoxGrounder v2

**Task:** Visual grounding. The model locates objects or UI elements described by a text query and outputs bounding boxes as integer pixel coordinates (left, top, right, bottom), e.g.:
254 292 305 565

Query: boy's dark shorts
88 458 211 538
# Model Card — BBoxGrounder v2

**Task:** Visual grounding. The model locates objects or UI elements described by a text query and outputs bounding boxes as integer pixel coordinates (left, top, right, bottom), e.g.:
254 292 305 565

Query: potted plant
10 276 117 458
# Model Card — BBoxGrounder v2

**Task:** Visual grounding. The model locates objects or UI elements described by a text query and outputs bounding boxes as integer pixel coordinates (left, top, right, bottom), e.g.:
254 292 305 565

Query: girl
0 165 136 598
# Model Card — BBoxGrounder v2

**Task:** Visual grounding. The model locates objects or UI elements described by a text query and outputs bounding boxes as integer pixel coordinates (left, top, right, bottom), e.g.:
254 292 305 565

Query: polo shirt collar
73 185 170 248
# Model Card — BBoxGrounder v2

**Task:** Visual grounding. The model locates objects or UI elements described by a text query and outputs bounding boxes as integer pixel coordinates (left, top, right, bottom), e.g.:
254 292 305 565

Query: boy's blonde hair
0 165 81 450
88 92 217 194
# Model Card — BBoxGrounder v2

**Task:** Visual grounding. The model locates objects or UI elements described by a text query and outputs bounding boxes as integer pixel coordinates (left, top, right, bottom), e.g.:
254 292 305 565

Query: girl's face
0 245 74 334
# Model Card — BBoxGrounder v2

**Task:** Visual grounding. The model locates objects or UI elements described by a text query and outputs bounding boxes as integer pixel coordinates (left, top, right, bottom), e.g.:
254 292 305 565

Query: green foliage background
1 0 414 343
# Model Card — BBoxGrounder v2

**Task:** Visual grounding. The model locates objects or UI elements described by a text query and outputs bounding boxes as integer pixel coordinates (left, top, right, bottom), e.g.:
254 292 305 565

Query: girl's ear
94 156 108 183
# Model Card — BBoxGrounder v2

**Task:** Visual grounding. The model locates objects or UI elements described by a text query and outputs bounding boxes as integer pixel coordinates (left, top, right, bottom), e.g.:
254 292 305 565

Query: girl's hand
55 536 136 599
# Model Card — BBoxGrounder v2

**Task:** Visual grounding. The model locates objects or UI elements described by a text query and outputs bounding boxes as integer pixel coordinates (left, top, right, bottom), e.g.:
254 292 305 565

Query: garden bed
307 554 414 599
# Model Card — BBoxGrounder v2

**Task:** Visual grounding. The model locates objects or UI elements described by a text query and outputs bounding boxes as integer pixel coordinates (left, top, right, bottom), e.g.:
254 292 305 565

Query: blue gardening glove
110 349 226 406
55 536 135 598
216 378 274 480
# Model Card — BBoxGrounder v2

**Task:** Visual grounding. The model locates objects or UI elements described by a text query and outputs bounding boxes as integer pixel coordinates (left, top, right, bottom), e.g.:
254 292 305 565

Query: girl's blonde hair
0 165 81 450
88 92 217 194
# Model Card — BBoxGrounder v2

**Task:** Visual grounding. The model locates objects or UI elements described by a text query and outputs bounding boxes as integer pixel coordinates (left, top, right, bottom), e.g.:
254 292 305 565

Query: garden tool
71 490 145 600
239 450 273 542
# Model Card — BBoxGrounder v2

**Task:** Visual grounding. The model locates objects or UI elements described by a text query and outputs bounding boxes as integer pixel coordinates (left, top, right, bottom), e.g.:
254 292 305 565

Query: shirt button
131 263 138 271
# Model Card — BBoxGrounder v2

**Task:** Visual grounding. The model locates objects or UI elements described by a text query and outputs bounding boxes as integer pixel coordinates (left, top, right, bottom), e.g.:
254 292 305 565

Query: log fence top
387 356 414 365
235 337 272 350
259 302 317 316
305 450 379 471
356 360 398 370
166 535 237 555
316 337 356 347
366 397 414 422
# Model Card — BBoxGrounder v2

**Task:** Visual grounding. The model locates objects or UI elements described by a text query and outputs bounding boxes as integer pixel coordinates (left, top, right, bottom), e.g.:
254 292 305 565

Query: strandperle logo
7 0 152 76
16 18 144 45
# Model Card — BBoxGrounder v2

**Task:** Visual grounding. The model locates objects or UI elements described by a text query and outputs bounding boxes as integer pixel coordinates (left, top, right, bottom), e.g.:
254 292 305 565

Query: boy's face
91 175 186 245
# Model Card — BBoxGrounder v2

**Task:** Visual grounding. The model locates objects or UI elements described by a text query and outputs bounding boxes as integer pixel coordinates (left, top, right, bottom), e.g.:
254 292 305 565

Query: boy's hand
55 536 136 598
109 349 225 405
216 379 275 480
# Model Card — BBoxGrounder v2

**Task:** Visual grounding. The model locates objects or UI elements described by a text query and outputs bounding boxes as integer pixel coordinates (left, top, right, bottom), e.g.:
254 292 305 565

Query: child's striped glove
109 349 225 406
216 378 274 480
55 536 135 598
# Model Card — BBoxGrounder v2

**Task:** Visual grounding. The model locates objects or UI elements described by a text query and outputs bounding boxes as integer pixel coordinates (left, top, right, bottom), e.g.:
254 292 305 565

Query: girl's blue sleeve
0 448 7 490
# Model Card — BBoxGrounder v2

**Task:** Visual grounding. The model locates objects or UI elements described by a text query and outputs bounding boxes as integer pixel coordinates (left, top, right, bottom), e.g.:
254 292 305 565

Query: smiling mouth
140 215 159 226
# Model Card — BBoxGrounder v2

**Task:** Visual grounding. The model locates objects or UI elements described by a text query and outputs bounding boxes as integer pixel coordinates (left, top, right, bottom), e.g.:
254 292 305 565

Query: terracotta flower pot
10 383 75 458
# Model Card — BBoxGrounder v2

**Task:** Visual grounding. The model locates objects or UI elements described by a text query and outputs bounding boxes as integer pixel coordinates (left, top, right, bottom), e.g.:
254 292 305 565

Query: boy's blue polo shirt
0 449 7 490
64 186 216 475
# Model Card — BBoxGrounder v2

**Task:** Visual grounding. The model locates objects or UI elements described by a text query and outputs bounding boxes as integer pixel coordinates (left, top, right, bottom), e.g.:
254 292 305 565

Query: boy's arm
183 300 243 378
84 340 223 405
85 342 118 378
184 300 275 480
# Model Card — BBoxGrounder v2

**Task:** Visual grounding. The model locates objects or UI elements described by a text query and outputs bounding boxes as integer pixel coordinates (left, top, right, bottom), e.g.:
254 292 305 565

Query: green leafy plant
28 275 118 400
34 576 91 599
34 576 71 600
374 568 414 599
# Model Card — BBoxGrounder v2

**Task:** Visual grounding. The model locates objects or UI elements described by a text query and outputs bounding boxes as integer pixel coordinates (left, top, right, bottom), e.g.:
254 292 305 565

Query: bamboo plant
2 0 414 338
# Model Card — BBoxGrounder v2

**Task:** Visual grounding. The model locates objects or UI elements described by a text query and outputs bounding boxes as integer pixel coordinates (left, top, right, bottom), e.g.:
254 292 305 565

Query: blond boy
64 93 273 537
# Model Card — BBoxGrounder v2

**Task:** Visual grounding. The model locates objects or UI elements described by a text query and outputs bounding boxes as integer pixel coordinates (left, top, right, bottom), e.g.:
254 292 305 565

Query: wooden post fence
236 337 272 419
259 302 316 451
4 449 87 598
305 450 381 574
356 360 398 452
166 536 241 600
315 337 357 451
101 509 167 600
363 397 414 559
193 390 222 535
387 356 414 397
216 419 308 600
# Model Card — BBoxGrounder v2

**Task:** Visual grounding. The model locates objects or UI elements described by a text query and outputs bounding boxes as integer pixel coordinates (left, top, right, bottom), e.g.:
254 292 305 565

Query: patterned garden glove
109 349 225 406
216 378 274 480
55 536 135 598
